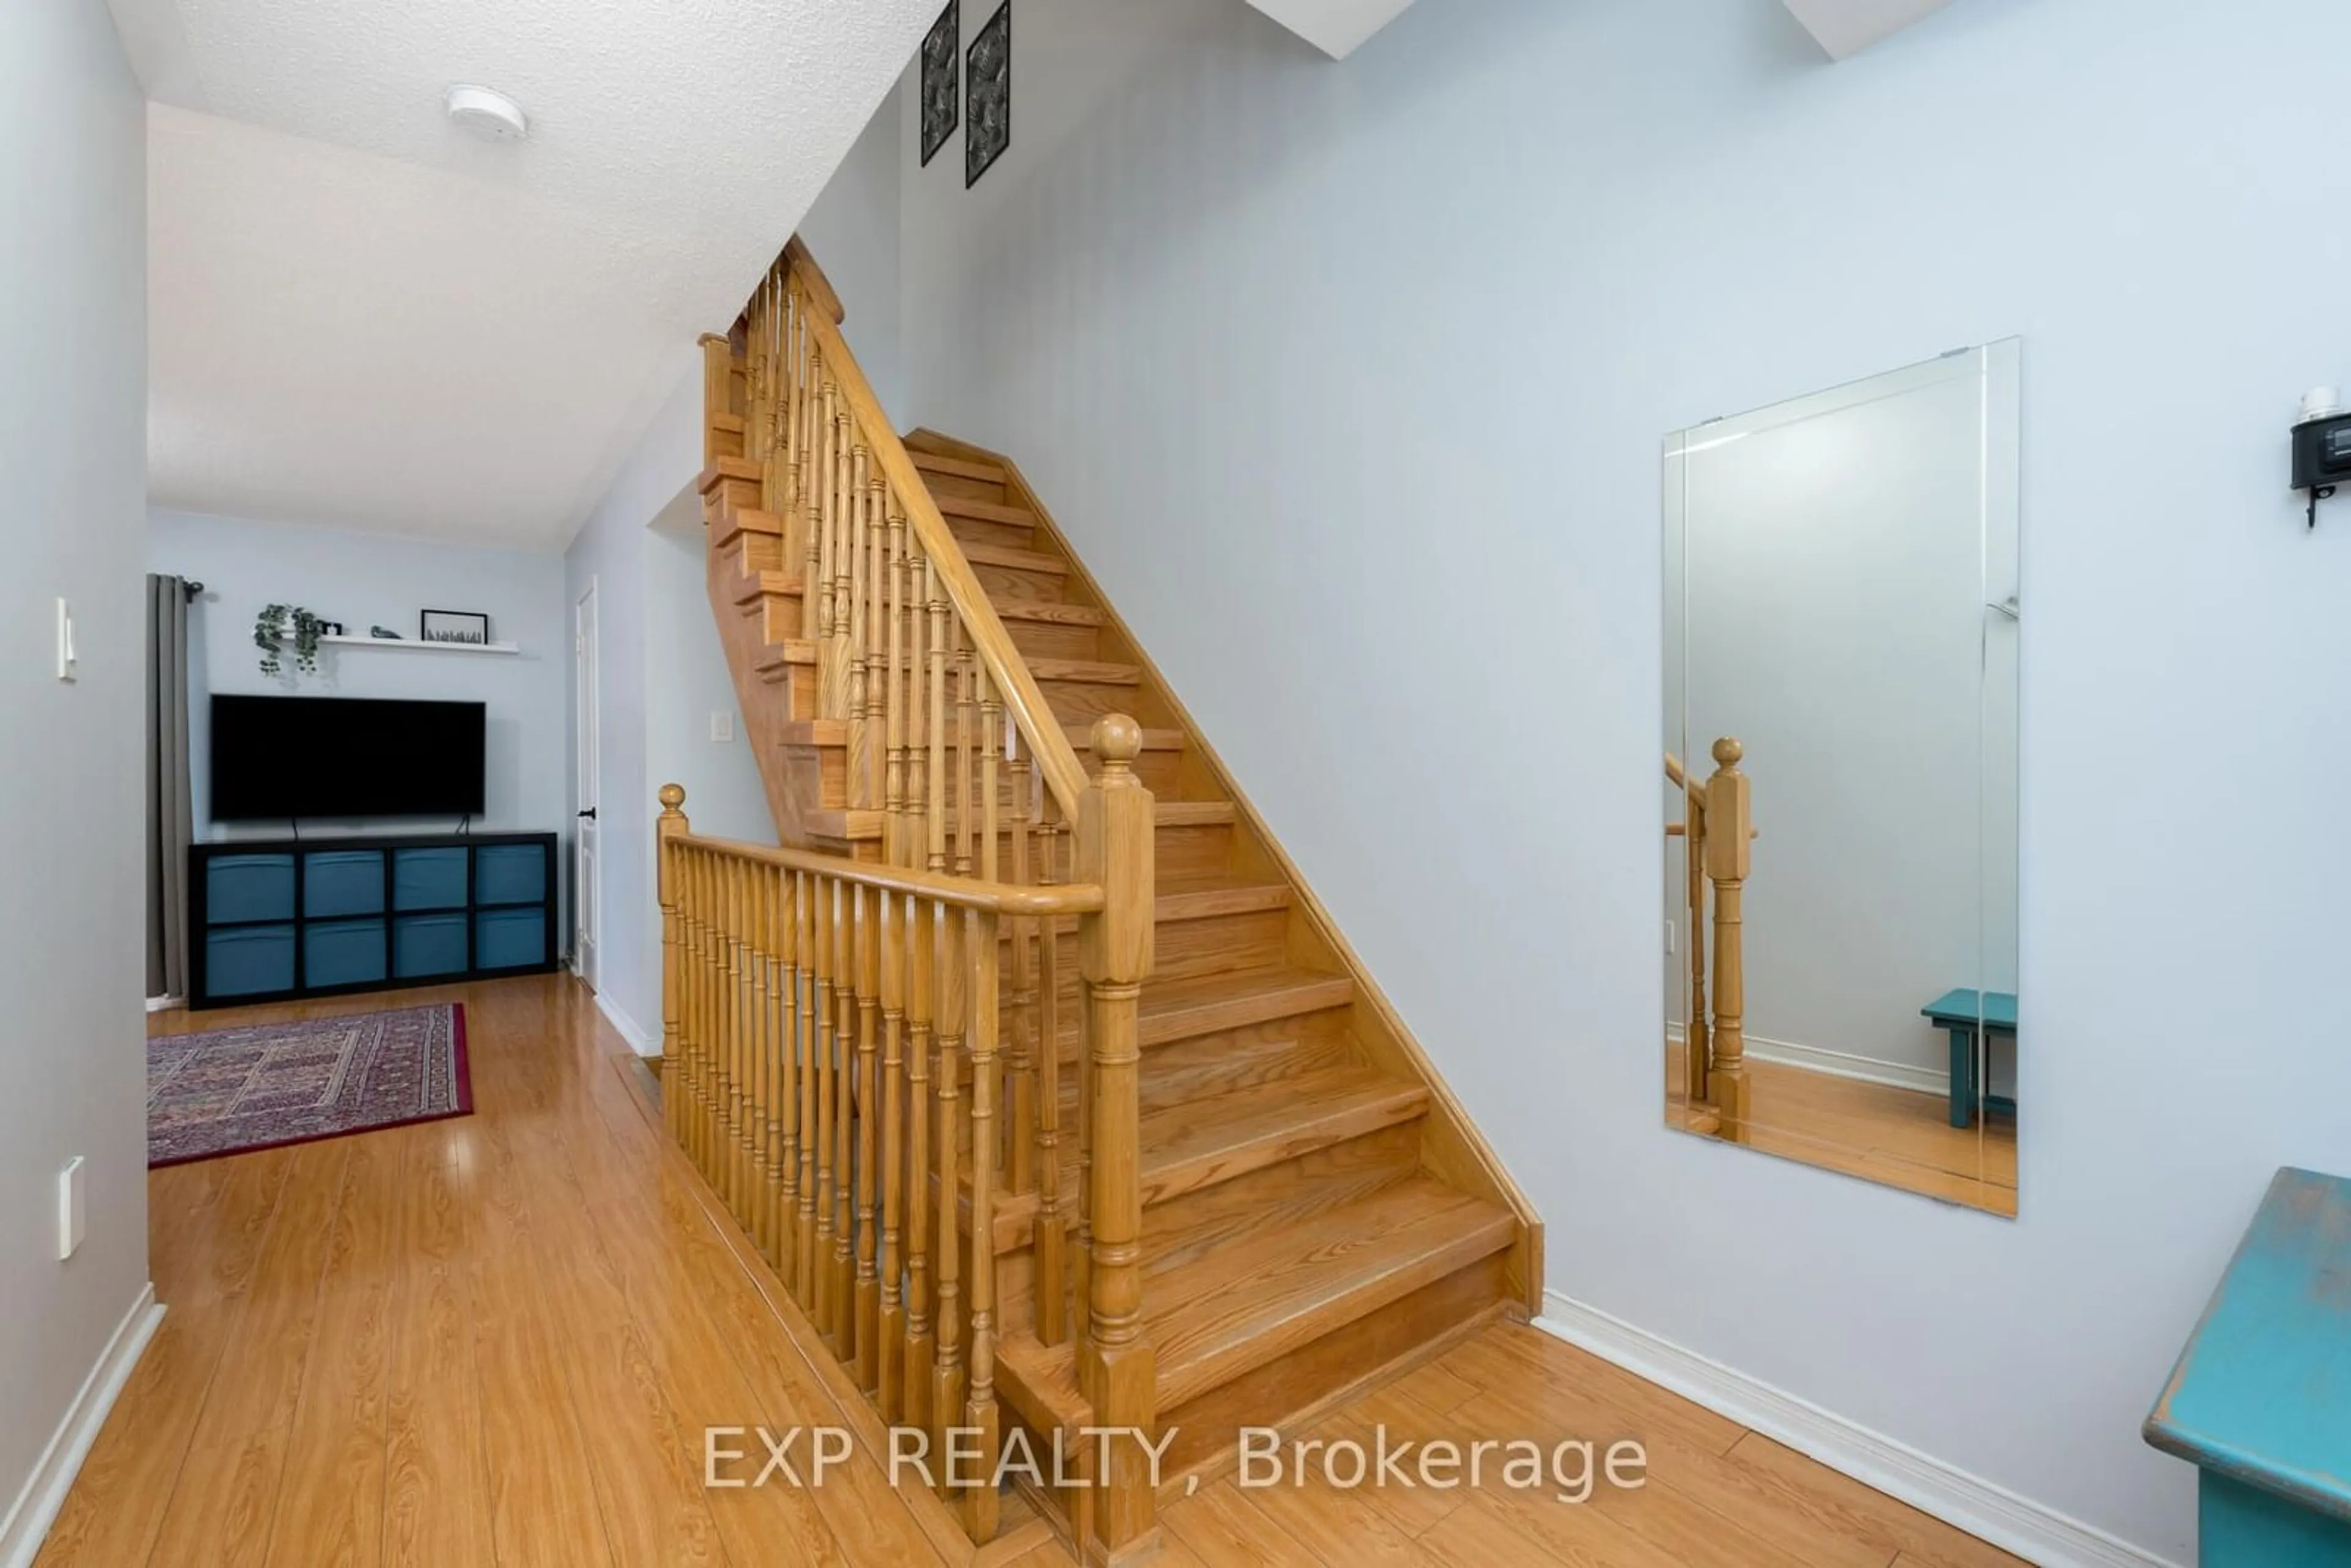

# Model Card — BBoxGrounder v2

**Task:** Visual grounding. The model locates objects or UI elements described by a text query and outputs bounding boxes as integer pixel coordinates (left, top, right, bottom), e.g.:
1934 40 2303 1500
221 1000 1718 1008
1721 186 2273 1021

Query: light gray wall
801 81 909 422
892 0 2351 1558
146 510 570 839
0 0 152 1545
564 354 703 1049
645 511 775 850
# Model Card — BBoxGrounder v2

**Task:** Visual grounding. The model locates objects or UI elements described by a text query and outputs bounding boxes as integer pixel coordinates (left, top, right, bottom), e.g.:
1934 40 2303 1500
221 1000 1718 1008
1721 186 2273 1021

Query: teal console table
1920 988 2017 1129
2145 1167 2351 1566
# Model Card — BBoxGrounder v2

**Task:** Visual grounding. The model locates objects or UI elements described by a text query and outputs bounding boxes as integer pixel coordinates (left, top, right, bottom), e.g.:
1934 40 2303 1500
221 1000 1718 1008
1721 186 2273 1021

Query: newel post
1701 740 1750 1142
658 784 690 1147
1075 715 1157 1561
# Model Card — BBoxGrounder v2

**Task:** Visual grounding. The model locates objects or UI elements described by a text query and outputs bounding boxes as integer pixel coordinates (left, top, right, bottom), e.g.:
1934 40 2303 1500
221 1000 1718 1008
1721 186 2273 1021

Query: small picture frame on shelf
420 609 491 646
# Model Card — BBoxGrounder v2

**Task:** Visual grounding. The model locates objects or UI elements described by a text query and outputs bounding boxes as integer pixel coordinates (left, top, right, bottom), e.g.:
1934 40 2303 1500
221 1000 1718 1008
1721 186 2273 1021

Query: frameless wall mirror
1663 340 2020 1216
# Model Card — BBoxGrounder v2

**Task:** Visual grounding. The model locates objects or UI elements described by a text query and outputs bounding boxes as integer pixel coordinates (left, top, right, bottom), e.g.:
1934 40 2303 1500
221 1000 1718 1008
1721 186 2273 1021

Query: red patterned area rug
148 1003 472 1168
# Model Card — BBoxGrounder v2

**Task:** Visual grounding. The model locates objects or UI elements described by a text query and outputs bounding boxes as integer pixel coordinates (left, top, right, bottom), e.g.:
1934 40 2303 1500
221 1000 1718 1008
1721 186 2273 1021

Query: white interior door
574 580 600 987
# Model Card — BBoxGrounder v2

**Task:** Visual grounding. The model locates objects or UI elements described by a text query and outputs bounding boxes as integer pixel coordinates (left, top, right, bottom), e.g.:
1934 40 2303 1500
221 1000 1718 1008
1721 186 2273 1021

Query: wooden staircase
672 239 1539 1564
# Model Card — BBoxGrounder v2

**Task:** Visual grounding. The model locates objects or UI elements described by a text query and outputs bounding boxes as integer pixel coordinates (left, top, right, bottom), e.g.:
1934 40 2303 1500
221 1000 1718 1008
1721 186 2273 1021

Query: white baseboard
1670 1022 1949 1097
1534 1292 2174 1568
594 990 659 1057
144 996 182 1015
0 1285 165 1568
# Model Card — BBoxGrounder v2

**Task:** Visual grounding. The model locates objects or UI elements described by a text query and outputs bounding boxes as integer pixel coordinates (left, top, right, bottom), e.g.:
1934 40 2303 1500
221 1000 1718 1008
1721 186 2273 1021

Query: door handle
577 808 598 820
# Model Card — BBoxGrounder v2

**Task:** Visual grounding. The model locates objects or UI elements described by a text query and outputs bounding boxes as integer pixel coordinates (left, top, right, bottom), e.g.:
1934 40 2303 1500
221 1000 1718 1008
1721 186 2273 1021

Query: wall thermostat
2292 385 2351 528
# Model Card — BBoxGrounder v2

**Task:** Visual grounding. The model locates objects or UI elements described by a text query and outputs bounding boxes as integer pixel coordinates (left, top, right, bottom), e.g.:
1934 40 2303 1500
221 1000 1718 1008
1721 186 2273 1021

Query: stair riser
945 514 1038 555
1012 907 1289 988
742 594 806 646
1154 1253 1511 1491
917 470 1009 506
1038 677 1146 724
1005 618 1101 664
726 533 785 574
1039 1025 1354 1129
973 561 1067 604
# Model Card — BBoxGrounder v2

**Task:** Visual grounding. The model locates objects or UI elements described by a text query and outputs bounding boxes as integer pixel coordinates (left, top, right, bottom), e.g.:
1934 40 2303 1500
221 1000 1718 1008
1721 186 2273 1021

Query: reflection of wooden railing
1667 738 1752 1139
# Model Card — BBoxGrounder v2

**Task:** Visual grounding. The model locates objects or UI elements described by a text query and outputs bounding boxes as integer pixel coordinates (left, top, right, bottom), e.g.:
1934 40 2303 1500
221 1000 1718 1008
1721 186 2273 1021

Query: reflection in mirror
1663 342 2020 1216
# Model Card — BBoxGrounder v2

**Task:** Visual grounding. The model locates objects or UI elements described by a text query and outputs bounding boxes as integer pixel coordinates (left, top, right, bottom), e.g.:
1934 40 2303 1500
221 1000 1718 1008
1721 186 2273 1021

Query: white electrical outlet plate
58 1156 84 1261
56 598 77 682
710 711 735 743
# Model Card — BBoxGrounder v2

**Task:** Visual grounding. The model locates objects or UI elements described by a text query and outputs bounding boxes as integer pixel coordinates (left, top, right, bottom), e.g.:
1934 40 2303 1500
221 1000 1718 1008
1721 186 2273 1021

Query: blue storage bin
474 842 547 906
205 923 295 997
393 913 468 978
474 906 547 970
393 847 469 911
303 850 385 918
304 918 387 989
206 854 294 925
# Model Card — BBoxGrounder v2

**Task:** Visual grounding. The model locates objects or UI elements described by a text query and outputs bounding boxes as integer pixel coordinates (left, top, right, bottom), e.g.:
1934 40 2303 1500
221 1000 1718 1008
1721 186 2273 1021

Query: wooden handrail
675 830 1107 918
782 234 844 325
782 249 1089 820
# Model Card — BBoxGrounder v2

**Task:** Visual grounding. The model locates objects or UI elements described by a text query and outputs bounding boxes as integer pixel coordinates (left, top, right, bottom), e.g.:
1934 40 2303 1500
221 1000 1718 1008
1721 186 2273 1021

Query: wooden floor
1667 1042 2019 1217
42 974 2023 1567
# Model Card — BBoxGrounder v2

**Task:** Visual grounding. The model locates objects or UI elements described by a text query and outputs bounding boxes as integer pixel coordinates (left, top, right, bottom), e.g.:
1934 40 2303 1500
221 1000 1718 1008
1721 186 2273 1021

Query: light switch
56 598 77 682
58 1157 84 1260
710 711 735 744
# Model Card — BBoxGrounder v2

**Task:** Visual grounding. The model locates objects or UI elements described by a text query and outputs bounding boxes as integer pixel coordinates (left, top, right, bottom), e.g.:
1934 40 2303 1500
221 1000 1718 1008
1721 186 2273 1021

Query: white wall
146 512 570 853
0 0 154 1553
893 0 2351 1558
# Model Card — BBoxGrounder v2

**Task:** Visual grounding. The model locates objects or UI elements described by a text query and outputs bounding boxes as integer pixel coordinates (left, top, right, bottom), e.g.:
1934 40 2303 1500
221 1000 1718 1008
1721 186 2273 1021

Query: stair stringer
905 428 1545 1317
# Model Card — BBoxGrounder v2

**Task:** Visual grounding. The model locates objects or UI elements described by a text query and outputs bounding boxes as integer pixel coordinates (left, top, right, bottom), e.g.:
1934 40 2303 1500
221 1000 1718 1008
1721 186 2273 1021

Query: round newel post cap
659 782 687 811
1091 713 1143 769
1712 737 1743 768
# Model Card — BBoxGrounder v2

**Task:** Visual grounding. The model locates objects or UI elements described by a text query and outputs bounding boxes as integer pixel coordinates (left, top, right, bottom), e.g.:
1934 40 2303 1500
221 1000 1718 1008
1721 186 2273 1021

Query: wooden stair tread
804 798 1240 845
931 492 1038 527
1003 877 1289 941
753 640 817 675
992 600 1106 628
1026 658 1141 686
962 542 1067 576
1066 722 1182 751
1003 1179 1514 1420
1153 800 1236 827
909 449 1007 484
1137 1067 1426 1209
733 570 802 606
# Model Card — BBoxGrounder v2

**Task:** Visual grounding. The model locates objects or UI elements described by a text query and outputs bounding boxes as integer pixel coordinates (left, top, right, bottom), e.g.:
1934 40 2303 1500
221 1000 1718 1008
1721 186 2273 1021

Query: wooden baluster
1703 738 1752 1142
964 904 1002 1540
767 270 790 508
749 856 776 1259
811 380 836 651
795 869 819 1300
725 857 749 1226
1078 715 1157 1560
904 544 929 869
812 871 838 1335
926 561 951 875
954 629 977 879
931 898 966 1487
826 395 854 718
853 881 882 1389
877 886 907 1420
1071 815 1093 1346
775 861 801 1289
847 445 874 806
684 845 707 1175
657 786 689 1150
793 294 819 626
903 891 937 1435
737 858 760 1229
1007 734 1038 1198
885 501 910 865
1685 792 1710 1109
1034 788 1070 1346
694 847 721 1196
832 875 858 1364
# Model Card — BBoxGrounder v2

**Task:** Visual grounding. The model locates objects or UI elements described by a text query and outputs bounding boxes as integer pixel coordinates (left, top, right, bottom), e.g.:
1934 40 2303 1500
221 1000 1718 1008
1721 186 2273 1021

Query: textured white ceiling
116 0 936 546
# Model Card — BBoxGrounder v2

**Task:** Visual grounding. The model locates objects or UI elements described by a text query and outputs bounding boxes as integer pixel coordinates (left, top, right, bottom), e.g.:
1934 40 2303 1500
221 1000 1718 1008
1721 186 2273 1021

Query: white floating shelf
313 633 520 656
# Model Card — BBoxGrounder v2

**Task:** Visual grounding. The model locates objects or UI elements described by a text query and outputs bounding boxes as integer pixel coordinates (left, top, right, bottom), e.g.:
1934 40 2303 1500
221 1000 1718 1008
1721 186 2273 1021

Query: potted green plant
254 604 324 676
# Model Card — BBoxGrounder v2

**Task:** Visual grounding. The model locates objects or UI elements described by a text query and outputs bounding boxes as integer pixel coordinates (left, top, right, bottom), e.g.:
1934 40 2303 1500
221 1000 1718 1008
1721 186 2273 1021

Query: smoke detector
445 84 529 143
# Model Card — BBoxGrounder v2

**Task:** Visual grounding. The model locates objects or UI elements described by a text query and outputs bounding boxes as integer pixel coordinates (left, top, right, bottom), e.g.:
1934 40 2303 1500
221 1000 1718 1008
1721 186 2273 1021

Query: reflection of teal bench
2145 1168 2351 1566
1920 988 2016 1129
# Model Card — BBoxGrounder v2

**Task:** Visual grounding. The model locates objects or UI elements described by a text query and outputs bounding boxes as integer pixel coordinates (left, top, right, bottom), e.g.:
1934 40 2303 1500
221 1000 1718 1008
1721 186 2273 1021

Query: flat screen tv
211 695 487 820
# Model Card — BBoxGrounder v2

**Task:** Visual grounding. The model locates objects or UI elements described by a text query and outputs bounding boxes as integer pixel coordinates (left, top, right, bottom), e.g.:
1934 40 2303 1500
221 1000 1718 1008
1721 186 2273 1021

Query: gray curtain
146 575 193 999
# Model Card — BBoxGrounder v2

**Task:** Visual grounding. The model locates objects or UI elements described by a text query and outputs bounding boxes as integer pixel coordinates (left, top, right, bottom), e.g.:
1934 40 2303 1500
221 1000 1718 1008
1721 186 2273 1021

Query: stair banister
776 244 1090 822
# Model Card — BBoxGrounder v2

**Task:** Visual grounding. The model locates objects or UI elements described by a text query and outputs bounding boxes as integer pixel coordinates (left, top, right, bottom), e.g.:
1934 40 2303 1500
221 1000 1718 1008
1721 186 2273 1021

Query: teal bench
2145 1168 2351 1566
1920 988 2016 1129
